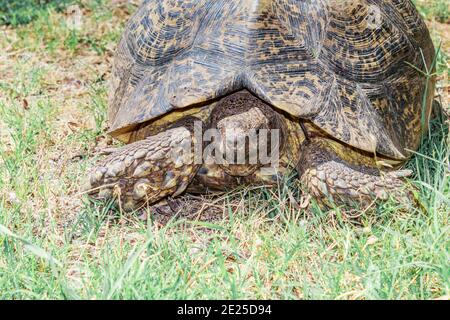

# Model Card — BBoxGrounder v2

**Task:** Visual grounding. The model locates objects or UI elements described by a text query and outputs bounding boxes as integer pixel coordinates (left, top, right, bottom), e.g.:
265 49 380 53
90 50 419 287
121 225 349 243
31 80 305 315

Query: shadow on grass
407 100 449 185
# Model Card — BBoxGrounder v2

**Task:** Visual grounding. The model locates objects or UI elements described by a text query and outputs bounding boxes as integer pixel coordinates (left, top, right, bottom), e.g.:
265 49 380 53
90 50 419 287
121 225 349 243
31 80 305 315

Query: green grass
414 0 450 23
0 0 75 26
0 0 449 300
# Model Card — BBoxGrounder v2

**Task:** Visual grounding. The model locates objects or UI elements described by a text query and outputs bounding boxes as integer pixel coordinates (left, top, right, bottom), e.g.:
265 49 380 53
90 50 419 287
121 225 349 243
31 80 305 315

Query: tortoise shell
108 0 435 160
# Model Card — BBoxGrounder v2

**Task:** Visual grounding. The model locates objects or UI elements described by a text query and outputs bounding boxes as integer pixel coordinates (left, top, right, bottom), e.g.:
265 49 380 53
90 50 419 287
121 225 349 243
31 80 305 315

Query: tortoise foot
86 126 201 211
298 138 413 206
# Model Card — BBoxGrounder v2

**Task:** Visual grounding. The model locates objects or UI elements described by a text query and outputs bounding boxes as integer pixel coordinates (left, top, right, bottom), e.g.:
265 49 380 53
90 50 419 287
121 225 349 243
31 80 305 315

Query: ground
0 0 448 299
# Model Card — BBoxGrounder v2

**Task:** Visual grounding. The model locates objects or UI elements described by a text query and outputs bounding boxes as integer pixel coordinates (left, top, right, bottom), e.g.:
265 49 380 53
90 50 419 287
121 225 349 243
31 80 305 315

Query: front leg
297 138 412 206
86 119 202 211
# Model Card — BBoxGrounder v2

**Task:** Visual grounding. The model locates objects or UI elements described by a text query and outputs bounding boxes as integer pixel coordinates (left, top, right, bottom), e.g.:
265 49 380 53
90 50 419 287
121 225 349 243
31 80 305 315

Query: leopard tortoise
86 0 436 211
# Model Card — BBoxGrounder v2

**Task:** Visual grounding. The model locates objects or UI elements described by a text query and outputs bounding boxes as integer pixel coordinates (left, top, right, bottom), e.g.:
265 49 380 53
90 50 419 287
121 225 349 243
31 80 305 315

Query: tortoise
87 0 435 211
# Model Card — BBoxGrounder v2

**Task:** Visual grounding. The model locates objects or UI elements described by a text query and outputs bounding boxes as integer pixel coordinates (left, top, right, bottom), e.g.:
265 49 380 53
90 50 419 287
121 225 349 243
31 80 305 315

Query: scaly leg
297 138 412 206
86 118 202 211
